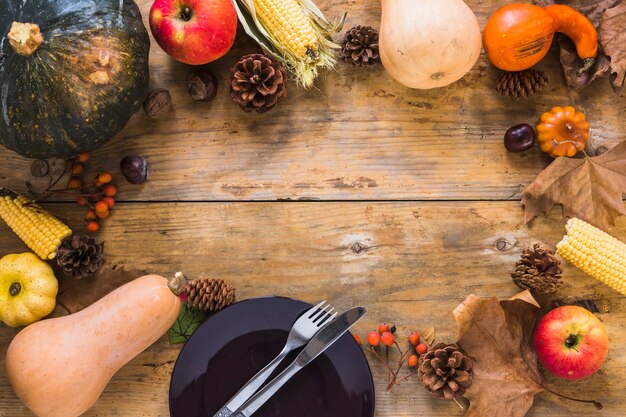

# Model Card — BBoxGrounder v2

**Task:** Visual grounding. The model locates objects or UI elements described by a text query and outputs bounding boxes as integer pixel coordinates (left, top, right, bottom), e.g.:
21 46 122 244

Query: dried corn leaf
233 0 346 88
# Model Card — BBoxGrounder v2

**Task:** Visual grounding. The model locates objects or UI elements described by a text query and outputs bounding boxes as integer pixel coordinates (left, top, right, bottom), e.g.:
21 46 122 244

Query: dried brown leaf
532 0 621 90
57 265 147 313
600 3 626 94
521 141 626 231
557 37 611 91
454 291 543 417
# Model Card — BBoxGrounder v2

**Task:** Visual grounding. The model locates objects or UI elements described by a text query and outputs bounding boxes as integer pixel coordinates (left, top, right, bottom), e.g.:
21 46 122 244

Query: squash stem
8 22 43 56
168 272 188 295
9 282 21 297
577 58 595 76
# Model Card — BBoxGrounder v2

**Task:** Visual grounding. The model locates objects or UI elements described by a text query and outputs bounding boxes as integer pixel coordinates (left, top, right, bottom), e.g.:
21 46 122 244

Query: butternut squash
379 0 482 89
5 274 181 417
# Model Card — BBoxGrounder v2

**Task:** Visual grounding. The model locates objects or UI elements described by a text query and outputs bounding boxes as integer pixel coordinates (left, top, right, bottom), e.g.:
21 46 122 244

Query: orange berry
98 172 112 184
103 184 117 197
408 354 419 367
381 331 395 346
353 334 362 345
103 196 115 208
77 152 91 162
367 331 381 347
71 163 84 175
95 201 109 213
416 342 428 355
76 196 89 207
96 209 110 219
85 210 97 220
68 177 82 189
86 221 100 232
378 323 390 334
408 332 420 346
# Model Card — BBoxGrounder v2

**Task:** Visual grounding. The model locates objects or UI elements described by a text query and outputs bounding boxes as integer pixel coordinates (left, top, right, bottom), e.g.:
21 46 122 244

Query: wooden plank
1 202 624 416
1 0 624 202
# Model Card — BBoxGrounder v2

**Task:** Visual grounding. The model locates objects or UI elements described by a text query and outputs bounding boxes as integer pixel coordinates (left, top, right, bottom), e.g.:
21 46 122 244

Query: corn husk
233 0 346 88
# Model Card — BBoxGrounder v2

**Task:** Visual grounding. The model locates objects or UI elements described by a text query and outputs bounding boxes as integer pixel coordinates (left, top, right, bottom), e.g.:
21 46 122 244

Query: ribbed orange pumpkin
536 106 590 158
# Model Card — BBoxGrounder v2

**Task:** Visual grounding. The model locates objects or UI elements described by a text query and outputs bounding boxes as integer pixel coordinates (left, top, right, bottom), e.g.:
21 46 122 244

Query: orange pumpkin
536 106 590 158
483 4 598 73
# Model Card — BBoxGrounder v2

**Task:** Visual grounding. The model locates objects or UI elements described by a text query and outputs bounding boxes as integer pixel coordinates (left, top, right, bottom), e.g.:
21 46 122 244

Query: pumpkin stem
9 282 21 297
8 22 43 56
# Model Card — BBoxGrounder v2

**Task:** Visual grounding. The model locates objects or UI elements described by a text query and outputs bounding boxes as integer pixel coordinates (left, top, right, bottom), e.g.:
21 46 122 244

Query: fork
214 301 336 417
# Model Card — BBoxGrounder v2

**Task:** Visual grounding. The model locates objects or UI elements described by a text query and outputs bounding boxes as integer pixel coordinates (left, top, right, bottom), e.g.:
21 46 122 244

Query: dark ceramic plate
169 297 375 417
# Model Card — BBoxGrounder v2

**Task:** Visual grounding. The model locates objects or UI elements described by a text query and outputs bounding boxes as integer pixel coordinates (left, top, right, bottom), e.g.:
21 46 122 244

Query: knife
215 306 366 417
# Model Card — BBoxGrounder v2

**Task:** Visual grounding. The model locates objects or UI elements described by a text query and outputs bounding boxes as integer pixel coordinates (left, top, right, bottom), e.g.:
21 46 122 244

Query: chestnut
120 155 149 185
504 123 536 153
187 70 218 102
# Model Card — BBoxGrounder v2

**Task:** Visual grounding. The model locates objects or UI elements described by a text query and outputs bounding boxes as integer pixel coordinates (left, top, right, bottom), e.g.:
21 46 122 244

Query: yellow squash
0 253 58 327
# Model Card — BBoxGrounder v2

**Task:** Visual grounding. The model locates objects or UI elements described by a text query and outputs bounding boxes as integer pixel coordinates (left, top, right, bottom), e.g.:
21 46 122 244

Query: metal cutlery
214 300 336 417
220 306 366 417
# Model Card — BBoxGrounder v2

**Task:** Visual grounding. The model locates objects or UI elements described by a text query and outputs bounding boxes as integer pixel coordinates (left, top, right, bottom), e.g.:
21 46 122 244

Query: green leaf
167 304 209 344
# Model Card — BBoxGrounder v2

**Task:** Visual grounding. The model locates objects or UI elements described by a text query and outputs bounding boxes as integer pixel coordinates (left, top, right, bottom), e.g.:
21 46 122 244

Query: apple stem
179 6 193 21
543 385 603 410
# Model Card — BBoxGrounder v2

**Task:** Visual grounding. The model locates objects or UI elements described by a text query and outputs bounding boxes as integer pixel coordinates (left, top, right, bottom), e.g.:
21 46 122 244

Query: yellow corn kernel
253 0 318 58
556 218 626 296
0 188 72 260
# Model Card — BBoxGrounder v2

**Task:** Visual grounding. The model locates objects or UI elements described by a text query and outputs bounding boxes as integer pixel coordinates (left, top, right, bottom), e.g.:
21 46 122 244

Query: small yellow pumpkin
537 106 590 157
0 253 58 327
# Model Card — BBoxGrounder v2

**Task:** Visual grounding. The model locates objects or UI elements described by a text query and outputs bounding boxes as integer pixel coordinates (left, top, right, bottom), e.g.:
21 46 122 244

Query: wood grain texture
0 0 623 202
0 202 624 416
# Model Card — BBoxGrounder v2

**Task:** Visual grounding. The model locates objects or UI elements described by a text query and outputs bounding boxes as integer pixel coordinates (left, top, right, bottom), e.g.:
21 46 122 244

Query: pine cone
56 235 104 279
340 25 380 67
496 70 549 100
184 278 236 313
418 343 473 400
230 54 287 113
512 244 563 294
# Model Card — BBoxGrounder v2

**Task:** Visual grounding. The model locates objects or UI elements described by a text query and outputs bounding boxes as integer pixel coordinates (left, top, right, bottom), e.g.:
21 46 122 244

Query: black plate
169 297 375 417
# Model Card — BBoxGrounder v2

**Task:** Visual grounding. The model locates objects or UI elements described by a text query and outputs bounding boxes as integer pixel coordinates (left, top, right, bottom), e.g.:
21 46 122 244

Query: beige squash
6 275 181 417
380 0 482 89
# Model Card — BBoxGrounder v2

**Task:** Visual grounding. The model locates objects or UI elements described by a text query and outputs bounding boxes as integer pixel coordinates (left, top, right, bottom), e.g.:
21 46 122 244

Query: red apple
534 306 608 380
149 0 237 65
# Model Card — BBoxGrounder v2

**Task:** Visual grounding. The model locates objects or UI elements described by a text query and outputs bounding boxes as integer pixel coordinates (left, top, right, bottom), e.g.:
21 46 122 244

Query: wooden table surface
1 1 625 416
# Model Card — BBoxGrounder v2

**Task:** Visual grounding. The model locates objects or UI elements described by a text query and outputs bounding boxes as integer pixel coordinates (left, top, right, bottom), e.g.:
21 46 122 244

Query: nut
143 89 173 119
187 70 218 102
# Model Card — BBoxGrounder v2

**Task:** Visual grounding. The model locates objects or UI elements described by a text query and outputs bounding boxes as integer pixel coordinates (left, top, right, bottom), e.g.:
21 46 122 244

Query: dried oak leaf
600 3 626 94
532 0 620 90
522 141 626 231
454 291 543 417
57 265 147 313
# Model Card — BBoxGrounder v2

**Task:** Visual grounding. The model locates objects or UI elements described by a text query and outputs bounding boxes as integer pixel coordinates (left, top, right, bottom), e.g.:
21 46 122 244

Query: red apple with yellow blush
149 0 237 65
534 306 608 380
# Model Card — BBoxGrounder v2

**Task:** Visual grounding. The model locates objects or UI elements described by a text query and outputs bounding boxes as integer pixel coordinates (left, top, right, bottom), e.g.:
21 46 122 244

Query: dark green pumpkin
0 0 150 159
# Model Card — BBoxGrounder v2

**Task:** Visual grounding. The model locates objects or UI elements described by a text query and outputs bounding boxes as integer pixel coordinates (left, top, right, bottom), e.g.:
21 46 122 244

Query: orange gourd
483 4 598 73
536 106 590 158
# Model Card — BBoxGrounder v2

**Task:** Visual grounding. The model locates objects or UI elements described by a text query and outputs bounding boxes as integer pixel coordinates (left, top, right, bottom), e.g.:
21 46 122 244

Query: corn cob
253 0 319 59
0 188 72 260
556 218 626 296
235 0 345 88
